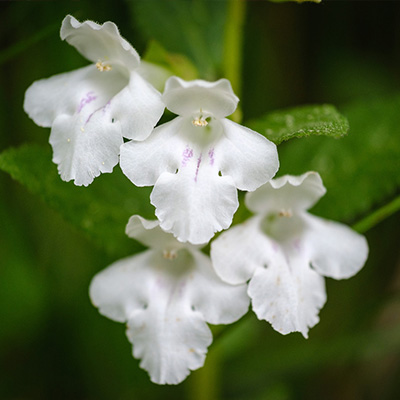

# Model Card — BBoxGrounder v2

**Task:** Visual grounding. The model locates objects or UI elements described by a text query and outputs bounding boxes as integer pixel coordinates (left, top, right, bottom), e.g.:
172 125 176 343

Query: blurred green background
0 1 399 399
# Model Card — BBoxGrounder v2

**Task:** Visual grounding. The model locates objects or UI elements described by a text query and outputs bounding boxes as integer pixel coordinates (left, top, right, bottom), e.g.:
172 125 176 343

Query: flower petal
125 215 191 252
25 64 162 143
89 247 247 384
162 77 239 118
90 250 211 384
41 67 127 186
120 118 184 187
211 217 327 337
50 110 122 186
188 251 250 325
246 171 326 214
151 168 238 244
89 251 154 324
248 249 326 338
110 71 164 141
215 119 279 191
24 63 128 125
128 308 211 385
211 216 277 285
121 117 241 244
61 15 140 70
25 63 163 185
304 214 369 279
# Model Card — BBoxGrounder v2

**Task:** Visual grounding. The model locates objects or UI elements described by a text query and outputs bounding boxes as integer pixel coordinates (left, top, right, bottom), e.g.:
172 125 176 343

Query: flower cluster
24 16 368 385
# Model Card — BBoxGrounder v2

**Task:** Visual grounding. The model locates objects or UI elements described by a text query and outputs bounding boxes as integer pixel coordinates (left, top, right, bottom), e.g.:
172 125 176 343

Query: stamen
192 116 208 127
279 209 293 218
163 249 178 260
96 60 112 72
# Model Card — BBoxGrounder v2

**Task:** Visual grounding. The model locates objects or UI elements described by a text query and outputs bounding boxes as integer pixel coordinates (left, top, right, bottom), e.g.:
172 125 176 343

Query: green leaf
127 0 228 79
247 104 349 145
277 94 400 222
0 144 152 256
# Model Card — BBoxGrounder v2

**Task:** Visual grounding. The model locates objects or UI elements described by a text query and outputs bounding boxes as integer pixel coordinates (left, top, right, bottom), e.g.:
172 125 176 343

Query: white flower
210 172 369 338
24 15 164 186
120 77 279 244
89 215 249 385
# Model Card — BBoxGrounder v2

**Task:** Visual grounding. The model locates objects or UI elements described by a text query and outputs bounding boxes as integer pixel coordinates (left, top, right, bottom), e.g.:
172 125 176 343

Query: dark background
1 1 399 399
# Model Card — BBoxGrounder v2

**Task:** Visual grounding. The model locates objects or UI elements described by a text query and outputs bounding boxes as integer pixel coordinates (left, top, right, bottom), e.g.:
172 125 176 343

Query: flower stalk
223 0 246 123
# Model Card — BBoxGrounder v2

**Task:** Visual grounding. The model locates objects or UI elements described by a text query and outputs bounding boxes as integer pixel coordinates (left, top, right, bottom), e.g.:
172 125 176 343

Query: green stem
352 195 400 234
223 0 246 123
187 350 220 400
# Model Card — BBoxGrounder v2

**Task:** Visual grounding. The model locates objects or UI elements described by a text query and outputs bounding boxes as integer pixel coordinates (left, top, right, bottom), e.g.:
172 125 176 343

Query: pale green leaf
247 104 349 145
142 40 198 82
127 0 227 79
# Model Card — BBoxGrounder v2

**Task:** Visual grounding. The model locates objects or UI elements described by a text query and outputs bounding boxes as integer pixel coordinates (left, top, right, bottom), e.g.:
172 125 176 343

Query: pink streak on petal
293 238 302 252
102 100 111 114
84 100 112 126
77 91 97 113
194 153 202 182
181 146 193 167
85 112 94 125
208 148 215 166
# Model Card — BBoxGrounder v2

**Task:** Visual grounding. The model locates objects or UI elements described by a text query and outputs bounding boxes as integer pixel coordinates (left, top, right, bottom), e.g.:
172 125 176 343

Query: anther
279 209 293 218
192 116 208 127
96 60 112 72
163 249 178 260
